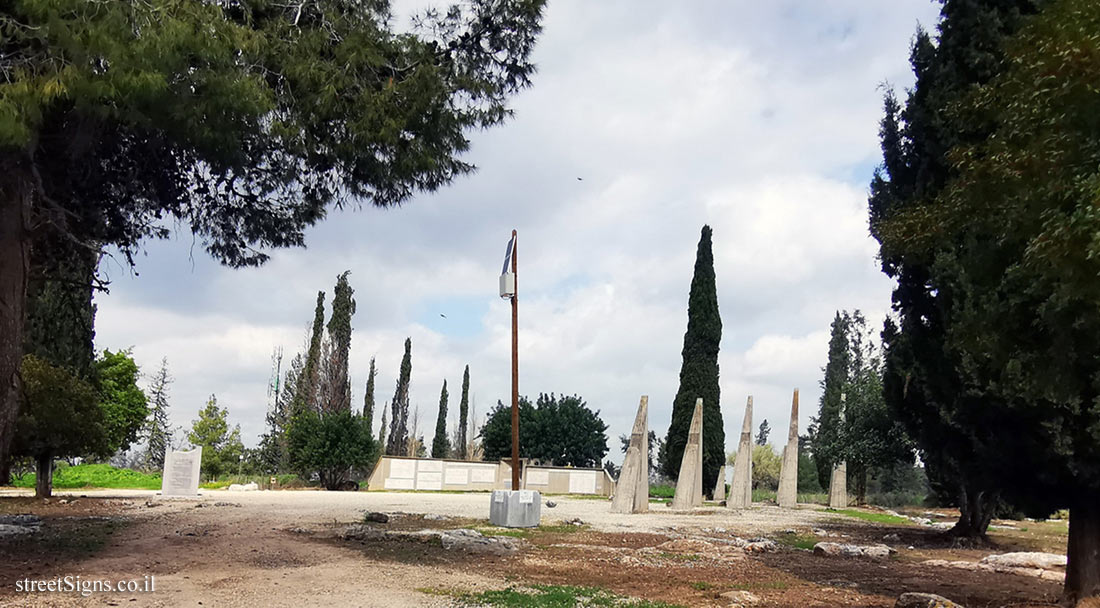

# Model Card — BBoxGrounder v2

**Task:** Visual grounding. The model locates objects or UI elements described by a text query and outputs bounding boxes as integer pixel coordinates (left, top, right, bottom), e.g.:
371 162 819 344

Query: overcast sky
94 1 942 463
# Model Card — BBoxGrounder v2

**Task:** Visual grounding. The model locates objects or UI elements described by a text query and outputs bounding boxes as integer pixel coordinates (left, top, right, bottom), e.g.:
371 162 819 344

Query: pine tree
457 365 470 459
363 357 376 436
386 338 413 456
294 292 326 416
142 358 173 472
663 225 724 495
432 380 450 458
812 311 851 488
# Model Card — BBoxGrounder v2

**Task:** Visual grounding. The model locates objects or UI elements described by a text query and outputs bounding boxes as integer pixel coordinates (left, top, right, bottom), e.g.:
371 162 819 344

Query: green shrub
288 409 378 490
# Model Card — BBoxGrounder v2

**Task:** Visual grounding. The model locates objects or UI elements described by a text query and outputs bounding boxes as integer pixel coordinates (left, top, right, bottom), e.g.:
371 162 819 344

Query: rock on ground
813 542 896 559
340 526 523 556
721 590 760 606
895 592 965 608
980 552 1066 570
227 482 259 491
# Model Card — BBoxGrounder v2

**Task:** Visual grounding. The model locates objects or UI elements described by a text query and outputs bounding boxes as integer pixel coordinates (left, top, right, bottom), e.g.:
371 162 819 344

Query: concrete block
611 396 649 514
671 399 704 510
777 389 799 508
728 396 754 509
489 489 541 528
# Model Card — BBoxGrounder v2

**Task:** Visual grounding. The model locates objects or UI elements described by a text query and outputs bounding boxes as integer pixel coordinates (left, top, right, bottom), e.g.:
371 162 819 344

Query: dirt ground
0 489 1068 607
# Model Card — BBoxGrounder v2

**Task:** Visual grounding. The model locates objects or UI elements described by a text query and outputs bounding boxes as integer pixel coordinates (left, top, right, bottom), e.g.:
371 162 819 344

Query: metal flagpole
510 230 520 491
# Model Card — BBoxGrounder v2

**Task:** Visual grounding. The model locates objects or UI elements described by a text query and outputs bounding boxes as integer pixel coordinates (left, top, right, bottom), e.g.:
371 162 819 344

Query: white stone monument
611 396 650 514
776 389 800 508
161 448 202 497
670 398 704 510
728 396 754 509
829 393 848 509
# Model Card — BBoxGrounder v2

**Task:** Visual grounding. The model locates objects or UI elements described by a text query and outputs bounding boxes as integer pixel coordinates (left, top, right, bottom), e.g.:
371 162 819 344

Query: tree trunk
947 484 994 538
35 453 52 498
0 161 33 478
0 455 10 486
1065 501 1100 605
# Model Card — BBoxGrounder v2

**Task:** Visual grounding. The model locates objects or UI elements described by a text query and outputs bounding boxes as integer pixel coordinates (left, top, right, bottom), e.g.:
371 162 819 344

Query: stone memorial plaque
416 472 443 490
518 490 535 504
417 460 443 473
444 468 469 485
389 459 416 479
161 448 202 497
384 478 415 490
526 470 549 486
568 472 597 494
470 467 496 484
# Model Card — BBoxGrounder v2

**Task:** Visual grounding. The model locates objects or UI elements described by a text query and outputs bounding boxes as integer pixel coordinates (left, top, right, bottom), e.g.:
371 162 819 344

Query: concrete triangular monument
713 465 726 502
670 398 704 510
828 393 848 508
727 396 754 509
611 396 650 514
776 389 799 508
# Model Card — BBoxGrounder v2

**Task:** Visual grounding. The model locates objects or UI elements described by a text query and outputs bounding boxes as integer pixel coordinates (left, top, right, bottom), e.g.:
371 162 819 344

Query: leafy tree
0 0 547 471
188 395 244 481
480 398 538 463
868 0 1038 538
14 355 103 497
481 394 608 467
878 0 1100 599
94 349 149 457
796 435 822 493
141 358 173 472
432 380 450 458
664 226 725 496
363 357 377 436
386 338 413 456
811 312 851 488
750 444 781 491
756 420 770 446
258 353 303 474
287 409 377 490
456 365 471 459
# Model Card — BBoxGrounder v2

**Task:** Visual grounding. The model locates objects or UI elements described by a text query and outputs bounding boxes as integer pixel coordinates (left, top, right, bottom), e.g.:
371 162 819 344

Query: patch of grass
12 464 162 490
199 473 305 489
475 523 589 539
827 508 911 525
774 533 818 550
649 484 675 499
752 488 776 503
444 584 682 607
658 552 700 562
690 581 714 591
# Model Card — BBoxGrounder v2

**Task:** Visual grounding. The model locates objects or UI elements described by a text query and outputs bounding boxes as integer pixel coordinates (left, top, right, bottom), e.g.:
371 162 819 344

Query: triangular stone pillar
611 396 650 514
776 389 799 508
713 465 726 502
670 398 704 510
727 396 754 508
828 393 848 508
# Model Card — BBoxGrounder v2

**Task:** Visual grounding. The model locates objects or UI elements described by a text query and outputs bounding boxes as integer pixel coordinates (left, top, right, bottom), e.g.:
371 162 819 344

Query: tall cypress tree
324 271 355 413
363 357 376 436
663 225 724 494
432 380 450 458
811 311 851 488
386 338 412 456
457 365 470 459
868 0 1037 537
294 292 326 416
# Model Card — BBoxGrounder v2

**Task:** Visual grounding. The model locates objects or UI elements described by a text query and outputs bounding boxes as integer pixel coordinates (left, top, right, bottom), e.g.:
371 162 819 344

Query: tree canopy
481 394 608 468
188 395 244 481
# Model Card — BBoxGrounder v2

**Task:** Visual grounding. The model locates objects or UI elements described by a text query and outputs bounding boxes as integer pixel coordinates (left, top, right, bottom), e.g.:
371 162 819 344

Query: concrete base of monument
489 489 541 528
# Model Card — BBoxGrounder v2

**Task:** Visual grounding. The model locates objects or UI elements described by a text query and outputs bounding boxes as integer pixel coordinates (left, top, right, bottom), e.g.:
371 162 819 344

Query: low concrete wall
366 456 614 496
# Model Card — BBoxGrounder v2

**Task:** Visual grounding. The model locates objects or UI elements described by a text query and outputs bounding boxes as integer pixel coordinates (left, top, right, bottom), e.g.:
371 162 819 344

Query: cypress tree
432 380 450 458
363 357 376 436
457 365 470 459
386 338 412 456
294 292 326 416
868 0 1037 537
378 404 388 447
663 225 724 495
811 311 851 488
324 271 355 413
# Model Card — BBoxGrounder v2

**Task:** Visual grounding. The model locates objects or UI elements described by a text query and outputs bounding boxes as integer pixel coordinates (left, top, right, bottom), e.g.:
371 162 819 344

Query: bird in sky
440 313 447 318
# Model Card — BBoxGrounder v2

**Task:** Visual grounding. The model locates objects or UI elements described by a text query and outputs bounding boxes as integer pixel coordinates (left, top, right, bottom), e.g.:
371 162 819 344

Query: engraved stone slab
161 448 202 497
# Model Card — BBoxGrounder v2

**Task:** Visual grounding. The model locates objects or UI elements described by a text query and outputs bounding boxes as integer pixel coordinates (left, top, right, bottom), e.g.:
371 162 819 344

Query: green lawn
12 463 162 490
423 584 682 608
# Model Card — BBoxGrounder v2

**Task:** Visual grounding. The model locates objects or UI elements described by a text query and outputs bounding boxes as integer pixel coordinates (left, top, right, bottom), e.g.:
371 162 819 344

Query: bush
288 409 377 490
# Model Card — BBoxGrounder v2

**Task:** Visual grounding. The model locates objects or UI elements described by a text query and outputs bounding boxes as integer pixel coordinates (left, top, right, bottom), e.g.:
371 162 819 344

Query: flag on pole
501 233 516 274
